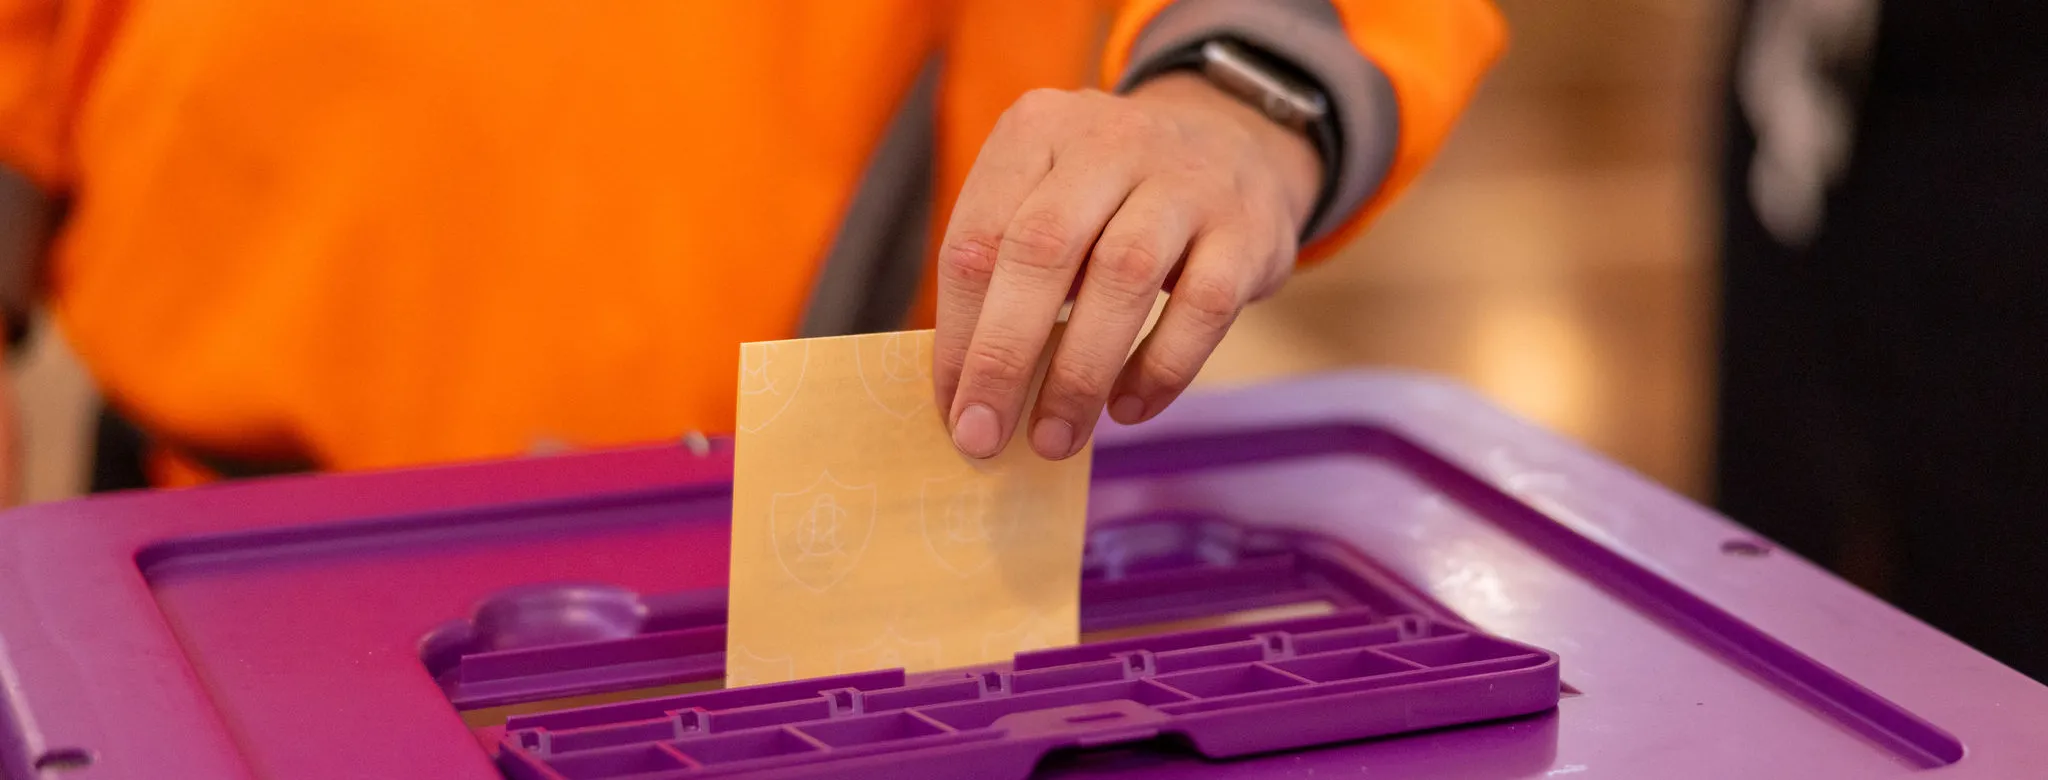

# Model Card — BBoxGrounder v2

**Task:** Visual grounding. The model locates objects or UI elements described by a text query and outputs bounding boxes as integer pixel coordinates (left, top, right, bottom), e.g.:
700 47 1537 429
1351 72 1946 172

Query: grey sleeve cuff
1116 0 1399 245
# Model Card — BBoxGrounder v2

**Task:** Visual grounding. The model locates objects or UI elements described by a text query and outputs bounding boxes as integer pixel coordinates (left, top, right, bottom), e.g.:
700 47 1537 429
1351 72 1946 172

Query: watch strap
1124 39 1343 241
1115 0 1401 246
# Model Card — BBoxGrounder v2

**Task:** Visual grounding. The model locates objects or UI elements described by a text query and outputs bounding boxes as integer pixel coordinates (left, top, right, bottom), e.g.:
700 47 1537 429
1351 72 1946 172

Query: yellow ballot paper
726 328 1091 686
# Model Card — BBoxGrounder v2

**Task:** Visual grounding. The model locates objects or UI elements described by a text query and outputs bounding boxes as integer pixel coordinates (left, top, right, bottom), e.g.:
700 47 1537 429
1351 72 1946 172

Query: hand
933 72 1322 460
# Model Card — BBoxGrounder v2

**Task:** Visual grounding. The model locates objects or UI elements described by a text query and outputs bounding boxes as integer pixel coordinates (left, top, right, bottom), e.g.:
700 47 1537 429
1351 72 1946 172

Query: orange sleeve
1104 0 1506 263
0 0 64 190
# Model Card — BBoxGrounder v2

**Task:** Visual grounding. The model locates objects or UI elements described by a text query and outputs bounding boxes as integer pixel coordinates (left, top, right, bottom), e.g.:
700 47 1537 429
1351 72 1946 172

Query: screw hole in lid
1395 615 1428 639
33 748 93 772
520 730 554 756
980 670 1008 695
827 689 860 716
669 709 705 738
1120 651 1156 678
1256 632 1295 661
1720 539 1771 557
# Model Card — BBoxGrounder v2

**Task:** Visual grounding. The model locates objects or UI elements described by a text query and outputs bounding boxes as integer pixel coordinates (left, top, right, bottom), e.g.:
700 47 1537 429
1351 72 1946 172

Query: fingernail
953 403 1002 458
1110 395 1146 423
1030 418 1074 459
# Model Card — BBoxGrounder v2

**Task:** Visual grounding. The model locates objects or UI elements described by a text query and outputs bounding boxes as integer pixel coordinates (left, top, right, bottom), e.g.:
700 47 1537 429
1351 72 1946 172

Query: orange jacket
0 0 1502 485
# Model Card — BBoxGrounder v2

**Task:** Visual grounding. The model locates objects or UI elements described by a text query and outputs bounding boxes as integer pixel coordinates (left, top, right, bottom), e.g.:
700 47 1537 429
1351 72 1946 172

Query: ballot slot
442 515 1402 728
517 716 685 756
453 515 1536 734
486 513 1562 780
1075 600 1340 643
458 681 725 731
450 594 1357 730
1006 659 1128 693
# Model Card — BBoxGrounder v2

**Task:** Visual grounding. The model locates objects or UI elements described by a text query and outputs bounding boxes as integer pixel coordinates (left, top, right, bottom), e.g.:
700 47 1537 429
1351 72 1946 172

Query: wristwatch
1136 38 1342 236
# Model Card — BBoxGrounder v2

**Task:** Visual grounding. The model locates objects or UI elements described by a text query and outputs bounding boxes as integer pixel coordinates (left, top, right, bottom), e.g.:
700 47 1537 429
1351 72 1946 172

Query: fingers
937 86 1304 460
947 143 1141 458
933 100 1059 419
1109 224 1268 426
1027 182 1189 459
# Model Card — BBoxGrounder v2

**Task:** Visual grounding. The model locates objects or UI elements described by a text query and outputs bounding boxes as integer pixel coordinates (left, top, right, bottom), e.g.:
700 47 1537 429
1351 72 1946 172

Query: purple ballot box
1 372 2041 779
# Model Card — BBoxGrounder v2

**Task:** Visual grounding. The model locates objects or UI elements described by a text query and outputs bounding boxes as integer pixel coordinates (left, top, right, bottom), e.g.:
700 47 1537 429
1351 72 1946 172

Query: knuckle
1165 175 1231 216
1092 105 1161 145
1268 204 1299 248
1002 211 1076 271
1009 88 1069 122
1022 87 1068 106
964 338 1038 393
1176 273 1243 328
1089 238 1167 299
1165 139 1219 175
1244 223 1282 264
1039 360 1110 414
1176 155 1218 181
1138 352 1199 394
1273 237 1299 272
1202 175 1246 207
939 233 1002 286
1255 252 1293 299
1275 237 1300 269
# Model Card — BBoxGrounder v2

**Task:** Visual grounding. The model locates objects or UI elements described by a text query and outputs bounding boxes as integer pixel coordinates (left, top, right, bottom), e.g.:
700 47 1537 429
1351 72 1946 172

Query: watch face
1200 40 1328 130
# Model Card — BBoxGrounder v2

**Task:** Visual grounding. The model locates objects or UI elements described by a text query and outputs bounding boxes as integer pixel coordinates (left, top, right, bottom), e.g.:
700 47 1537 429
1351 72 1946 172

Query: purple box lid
1 372 2045 779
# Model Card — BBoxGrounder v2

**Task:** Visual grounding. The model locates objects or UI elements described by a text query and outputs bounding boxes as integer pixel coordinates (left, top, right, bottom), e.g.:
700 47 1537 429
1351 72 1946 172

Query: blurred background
4 0 1730 503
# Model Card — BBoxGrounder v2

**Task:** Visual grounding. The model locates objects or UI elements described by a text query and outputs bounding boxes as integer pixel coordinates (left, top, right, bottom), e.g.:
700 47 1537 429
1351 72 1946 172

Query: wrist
1127 72 1324 234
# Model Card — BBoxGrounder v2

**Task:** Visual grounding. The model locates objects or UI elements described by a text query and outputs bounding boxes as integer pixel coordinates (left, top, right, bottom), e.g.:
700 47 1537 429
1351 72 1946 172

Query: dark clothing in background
90 408 150 494
1717 0 2048 681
